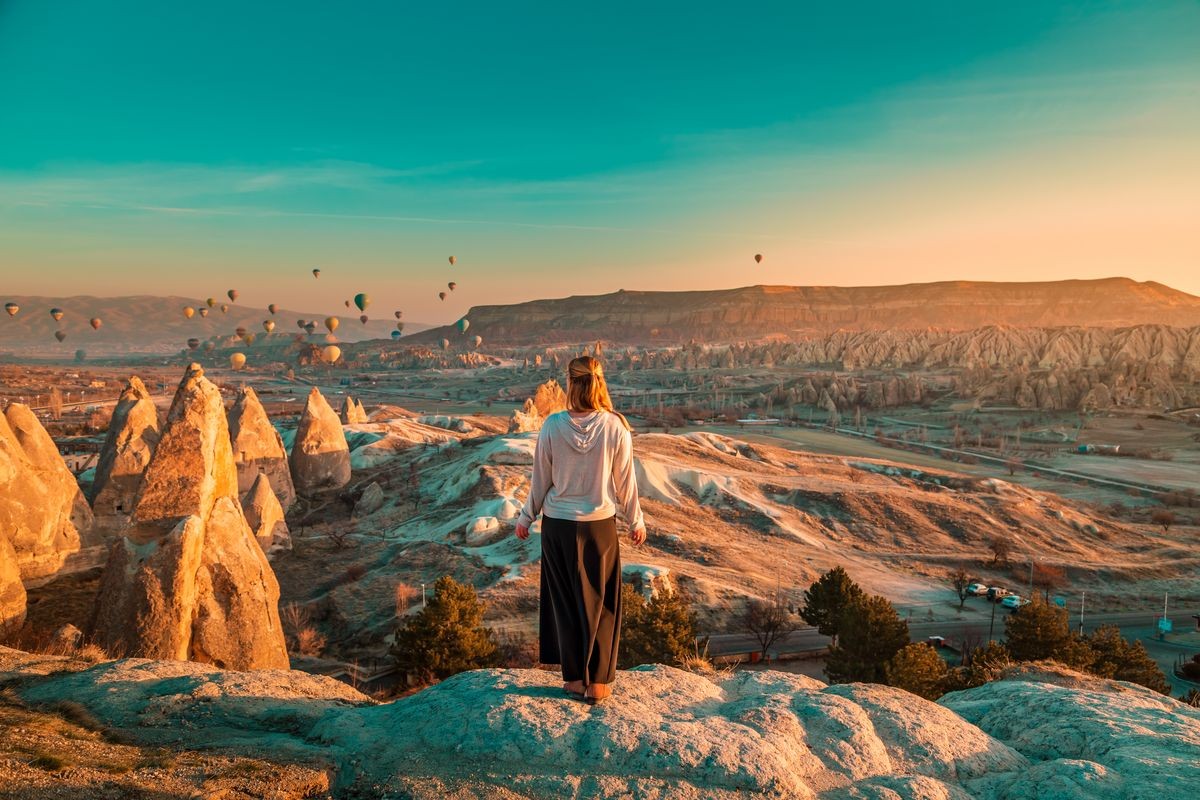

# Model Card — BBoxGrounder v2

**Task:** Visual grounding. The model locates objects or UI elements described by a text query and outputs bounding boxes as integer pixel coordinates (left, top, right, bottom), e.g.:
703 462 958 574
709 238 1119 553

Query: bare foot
564 680 584 696
586 683 611 701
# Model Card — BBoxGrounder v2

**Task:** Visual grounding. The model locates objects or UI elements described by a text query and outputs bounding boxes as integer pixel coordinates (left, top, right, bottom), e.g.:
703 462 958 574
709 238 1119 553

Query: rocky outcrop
289 388 351 496
340 396 368 425
0 404 90 584
91 364 289 671
227 386 295 511
5 656 1196 799
242 473 290 556
0 536 26 639
353 481 385 517
90 376 160 533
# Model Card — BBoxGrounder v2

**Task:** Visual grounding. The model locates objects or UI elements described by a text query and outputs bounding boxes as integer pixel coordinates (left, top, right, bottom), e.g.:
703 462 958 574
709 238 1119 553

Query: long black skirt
539 515 621 686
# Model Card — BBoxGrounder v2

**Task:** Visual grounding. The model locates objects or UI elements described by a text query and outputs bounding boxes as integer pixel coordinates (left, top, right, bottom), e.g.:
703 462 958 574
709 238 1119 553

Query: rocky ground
0 646 1196 799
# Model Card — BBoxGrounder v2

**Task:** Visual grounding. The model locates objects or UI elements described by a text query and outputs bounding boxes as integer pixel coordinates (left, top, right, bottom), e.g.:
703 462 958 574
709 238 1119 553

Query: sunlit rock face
90 376 160 535
289 387 351 496
0 404 90 585
91 364 288 671
0 536 26 638
242 472 290 556
227 385 295 511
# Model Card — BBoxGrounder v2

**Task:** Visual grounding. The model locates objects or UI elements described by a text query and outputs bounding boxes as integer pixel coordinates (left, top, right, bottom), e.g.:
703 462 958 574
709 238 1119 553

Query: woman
515 355 646 705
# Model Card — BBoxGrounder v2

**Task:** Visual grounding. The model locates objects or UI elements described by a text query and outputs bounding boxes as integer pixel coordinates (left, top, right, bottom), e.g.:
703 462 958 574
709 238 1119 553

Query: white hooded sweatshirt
516 409 644 531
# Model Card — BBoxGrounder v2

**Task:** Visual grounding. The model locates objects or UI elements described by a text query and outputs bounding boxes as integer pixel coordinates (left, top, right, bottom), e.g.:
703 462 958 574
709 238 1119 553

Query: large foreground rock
0 537 26 638
227 385 295 510
91 364 289 671
0 404 90 584
4 656 1195 799
290 387 351 495
89 376 160 533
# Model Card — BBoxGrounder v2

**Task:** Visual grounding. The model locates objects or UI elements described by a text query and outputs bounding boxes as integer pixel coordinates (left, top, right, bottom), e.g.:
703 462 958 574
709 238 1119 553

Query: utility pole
421 583 427 608
988 601 997 643
1079 591 1086 635
1028 558 1034 598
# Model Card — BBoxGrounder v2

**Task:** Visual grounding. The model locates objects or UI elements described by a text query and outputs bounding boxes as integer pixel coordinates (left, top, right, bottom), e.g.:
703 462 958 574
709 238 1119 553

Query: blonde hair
566 355 630 430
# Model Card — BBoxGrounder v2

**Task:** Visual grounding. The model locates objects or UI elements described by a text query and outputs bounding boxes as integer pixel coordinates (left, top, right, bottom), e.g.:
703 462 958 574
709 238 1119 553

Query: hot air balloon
472 335 482 348
227 289 238 302
438 292 447 301
395 322 404 332
206 297 216 308
89 318 102 330
456 318 470 334
221 304 229 313
4 303 19 317
201 307 211 317
354 293 370 312
54 331 67 342
344 300 351 309
263 320 275 333
74 350 86 362
440 338 450 350
448 255 456 265
391 330 401 340
230 352 246 370
359 314 369 325
183 306 195 319
312 268 321 278
394 310 402 319
235 326 248 340
324 333 338 343
322 345 342 364
296 319 306 329
754 254 763 264
204 341 216 353
49 308 64 321
187 338 200 350
268 303 278 315
304 322 317 335
324 316 339 333
245 333 256 345
448 281 457 291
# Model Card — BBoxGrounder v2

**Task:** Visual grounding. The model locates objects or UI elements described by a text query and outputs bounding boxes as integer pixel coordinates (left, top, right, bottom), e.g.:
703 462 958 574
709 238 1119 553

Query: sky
0 0 1197 322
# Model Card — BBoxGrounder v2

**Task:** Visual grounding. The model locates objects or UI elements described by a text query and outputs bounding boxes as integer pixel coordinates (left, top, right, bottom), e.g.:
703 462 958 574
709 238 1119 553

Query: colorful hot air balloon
227 289 239 302
263 320 275 333
448 281 457 291
206 297 216 308
230 352 246 370
354 293 370 312
448 255 456 265
49 308 64 321
394 310 403 319
391 330 401 340
312 268 321 278
89 318 102 330
324 316 339 333
322 345 342 364
438 292 447 301
754 253 763 263
359 314 369 325
304 322 317 335
54 330 67 342
245 333 256 345
395 322 404 332
199 307 209 317
456 318 470 334
187 337 201 350
268 303 278 315
472 335 482 348
183 306 195 319
344 299 351 309
4 303 19 317
221 304 229 313
440 338 450 350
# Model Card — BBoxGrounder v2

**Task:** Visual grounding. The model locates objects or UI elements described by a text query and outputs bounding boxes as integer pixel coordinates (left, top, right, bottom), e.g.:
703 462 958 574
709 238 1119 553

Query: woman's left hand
515 524 530 540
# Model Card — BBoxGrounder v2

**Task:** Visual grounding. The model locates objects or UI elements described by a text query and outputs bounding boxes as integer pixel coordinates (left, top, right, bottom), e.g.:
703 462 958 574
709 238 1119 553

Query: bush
1086 625 1170 694
1180 661 1200 681
826 594 909 684
1004 597 1092 669
391 576 500 684
619 583 700 669
886 643 950 700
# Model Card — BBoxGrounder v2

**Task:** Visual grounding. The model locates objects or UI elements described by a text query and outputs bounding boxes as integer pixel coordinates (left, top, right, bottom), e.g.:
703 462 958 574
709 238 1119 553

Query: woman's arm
515 422 553 531
611 426 645 535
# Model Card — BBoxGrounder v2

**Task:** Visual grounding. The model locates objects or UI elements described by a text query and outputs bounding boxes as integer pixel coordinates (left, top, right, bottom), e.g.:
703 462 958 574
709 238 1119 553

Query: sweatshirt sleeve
516 422 553 529
611 425 645 531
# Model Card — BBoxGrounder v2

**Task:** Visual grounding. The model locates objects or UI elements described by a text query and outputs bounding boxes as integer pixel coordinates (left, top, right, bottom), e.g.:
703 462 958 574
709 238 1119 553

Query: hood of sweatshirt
556 410 605 454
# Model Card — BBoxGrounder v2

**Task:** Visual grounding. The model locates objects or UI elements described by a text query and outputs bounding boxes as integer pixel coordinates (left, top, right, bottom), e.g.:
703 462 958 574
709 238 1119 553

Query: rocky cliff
2 650 1196 798
411 278 1200 346
90 364 289 671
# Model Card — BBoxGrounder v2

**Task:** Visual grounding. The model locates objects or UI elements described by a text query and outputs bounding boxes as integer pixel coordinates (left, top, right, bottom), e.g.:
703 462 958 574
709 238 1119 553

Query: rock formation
0 536 26 639
227 386 295 510
0 404 89 584
90 376 160 533
242 472 290 556
91 364 289 671
290 388 351 495
353 481 385 517
340 396 368 424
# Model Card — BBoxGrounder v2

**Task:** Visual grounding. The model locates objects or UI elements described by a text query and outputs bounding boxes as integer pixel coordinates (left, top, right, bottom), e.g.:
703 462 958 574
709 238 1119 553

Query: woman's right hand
515 523 530 541
630 525 647 546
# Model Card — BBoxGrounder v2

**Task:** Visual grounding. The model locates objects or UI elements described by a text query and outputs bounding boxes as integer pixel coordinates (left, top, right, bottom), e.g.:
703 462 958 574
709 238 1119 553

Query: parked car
966 583 989 596
1001 595 1030 609
987 587 1010 601
927 635 947 649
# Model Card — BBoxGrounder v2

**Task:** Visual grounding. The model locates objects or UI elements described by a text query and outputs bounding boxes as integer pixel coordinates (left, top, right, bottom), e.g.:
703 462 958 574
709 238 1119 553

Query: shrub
620 583 700 669
826 594 909 684
886 643 950 700
391 576 500 684
1004 597 1093 669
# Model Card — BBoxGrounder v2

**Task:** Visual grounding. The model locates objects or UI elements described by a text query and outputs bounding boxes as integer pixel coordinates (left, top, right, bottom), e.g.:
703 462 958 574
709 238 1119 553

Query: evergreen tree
951 641 1014 690
886 643 950 700
825 593 910 684
1085 624 1171 695
391 576 500 683
619 584 700 669
1003 597 1092 669
800 566 864 643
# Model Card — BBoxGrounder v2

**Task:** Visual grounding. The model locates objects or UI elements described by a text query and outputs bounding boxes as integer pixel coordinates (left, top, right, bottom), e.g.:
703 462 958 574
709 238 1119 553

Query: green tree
619 584 700 669
801 566 864 643
886 643 950 700
951 641 1014 690
1085 624 1171 695
825 594 910 684
390 576 500 683
1003 597 1092 669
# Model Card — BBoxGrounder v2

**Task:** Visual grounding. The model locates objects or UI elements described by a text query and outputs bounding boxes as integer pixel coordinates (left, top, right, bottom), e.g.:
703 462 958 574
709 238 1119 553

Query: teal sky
1 1 1198 322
